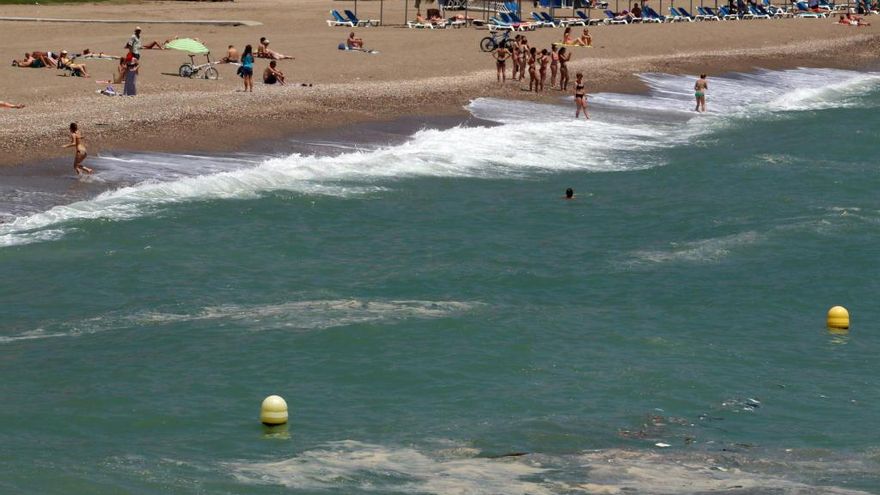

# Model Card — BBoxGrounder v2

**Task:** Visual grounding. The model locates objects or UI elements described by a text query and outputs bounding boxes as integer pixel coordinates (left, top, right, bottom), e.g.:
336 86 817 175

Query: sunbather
845 12 870 25
12 52 54 68
58 50 90 77
347 32 364 49
0 101 25 109
562 27 575 45
257 37 294 60
263 60 286 85
220 45 240 63
574 28 592 47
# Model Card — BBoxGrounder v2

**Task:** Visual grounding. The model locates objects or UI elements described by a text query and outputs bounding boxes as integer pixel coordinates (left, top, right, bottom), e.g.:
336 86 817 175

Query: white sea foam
623 230 762 266
226 441 552 495
572 449 872 494
227 442 874 495
1 68 876 248
0 299 478 344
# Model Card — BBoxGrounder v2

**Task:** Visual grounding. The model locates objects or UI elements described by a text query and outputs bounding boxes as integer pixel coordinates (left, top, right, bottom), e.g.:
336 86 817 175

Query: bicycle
178 53 220 80
479 30 510 52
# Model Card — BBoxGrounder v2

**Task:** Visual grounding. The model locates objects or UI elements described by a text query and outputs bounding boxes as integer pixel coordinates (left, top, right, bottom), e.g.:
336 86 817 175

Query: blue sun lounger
327 10 355 27
344 10 380 26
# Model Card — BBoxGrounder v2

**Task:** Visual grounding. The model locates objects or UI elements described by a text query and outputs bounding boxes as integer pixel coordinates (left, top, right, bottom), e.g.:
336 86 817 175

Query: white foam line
0 299 481 344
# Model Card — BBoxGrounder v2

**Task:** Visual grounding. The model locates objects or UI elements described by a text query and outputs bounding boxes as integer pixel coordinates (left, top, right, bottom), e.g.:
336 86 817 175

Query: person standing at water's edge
63 123 93 175
574 72 588 119
239 44 254 92
694 74 708 113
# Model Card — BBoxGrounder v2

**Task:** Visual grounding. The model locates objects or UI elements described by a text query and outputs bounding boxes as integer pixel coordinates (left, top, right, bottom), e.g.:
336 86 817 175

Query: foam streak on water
1 68 877 248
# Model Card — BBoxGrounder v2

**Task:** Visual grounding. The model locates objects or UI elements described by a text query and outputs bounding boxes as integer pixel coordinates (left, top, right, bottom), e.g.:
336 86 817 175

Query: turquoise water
2 68 880 494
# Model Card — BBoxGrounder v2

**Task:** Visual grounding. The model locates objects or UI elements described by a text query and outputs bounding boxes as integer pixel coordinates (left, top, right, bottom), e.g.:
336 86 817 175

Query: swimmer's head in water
565 188 574 198
69 122 78 132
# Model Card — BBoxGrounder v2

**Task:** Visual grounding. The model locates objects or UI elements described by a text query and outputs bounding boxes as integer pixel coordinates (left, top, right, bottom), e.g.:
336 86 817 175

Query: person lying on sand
346 32 364 50
257 37 294 60
12 52 55 68
845 12 870 25
263 60 286 85
0 101 25 109
220 45 240 63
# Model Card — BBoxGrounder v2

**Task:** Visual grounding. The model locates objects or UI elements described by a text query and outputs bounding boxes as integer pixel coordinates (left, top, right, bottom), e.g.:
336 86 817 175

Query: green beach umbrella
163 38 209 54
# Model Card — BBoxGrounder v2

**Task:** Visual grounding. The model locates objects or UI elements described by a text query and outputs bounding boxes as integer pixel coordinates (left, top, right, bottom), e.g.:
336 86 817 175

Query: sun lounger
794 1 827 16
509 12 539 28
531 11 554 26
639 6 664 22
718 6 740 19
676 6 697 20
668 7 694 21
541 11 585 26
498 12 535 30
748 5 771 17
696 6 720 19
603 10 628 23
344 10 380 26
327 10 355 27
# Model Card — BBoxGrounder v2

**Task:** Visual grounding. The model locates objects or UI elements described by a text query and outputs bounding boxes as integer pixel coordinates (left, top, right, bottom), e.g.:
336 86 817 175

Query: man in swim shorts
263 60 286 85
694 74 708 113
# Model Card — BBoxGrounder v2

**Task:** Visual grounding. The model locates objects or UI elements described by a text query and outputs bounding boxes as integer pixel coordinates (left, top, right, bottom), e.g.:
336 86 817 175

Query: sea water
2 68 879 494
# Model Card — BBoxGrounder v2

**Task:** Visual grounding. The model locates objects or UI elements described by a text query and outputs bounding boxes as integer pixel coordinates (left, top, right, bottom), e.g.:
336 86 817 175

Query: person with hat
257 37 294 60
58 50 90 77
128 27 143 59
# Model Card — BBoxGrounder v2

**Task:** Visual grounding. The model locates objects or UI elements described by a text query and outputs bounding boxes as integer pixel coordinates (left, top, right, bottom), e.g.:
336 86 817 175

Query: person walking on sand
63 123 93 175
574 72 588 119
694 74 708 113
1 101 25 109
494 44 510 83
239 44 254 92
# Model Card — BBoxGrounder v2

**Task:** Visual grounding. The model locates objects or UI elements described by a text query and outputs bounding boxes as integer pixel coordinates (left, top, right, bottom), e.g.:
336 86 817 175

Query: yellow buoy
260 395 288 426
827 306 849 330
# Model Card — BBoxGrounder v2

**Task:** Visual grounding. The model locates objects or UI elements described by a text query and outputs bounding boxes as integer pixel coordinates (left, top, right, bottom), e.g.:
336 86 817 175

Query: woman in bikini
550 45 559 89
528 47 538 92
694 74 707 113
538 48 549 93
558 47 571 91
494 44 510 83
519 37 530 82
574 72 588 119
562 26 574 45
510 36 521 81
63 122 93 175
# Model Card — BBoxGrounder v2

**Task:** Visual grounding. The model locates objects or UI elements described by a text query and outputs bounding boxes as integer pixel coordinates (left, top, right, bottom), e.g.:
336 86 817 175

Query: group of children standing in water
492 27 590 119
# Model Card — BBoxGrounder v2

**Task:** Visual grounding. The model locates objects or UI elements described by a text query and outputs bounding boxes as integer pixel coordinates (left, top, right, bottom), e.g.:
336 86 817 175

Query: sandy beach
1 0 878 166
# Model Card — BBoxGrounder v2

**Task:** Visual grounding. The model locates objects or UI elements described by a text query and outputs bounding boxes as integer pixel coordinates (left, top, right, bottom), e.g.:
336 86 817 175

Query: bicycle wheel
178 64 194 78
204 66 219 80
480 37 497 52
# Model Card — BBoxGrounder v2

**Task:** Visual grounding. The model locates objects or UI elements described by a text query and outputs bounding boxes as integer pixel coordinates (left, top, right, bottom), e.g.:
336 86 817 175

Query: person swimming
564 188 574 199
